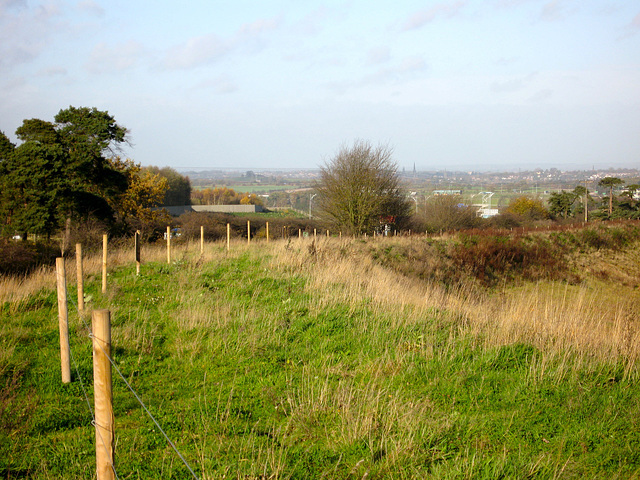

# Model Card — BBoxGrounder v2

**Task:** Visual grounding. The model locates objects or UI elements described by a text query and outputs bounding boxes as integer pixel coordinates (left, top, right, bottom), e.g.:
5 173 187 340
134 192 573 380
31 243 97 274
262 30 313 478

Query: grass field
2 228 640 479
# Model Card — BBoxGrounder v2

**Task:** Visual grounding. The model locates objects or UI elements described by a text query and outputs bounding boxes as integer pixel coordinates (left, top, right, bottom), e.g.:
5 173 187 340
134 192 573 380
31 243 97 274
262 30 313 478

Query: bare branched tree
314 141 411 235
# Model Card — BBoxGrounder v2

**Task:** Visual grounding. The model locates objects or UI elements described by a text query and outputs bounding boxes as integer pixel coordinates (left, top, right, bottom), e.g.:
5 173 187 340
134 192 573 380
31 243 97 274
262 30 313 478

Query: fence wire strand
62 259 200 479
89 333 200 480
68 295 120 480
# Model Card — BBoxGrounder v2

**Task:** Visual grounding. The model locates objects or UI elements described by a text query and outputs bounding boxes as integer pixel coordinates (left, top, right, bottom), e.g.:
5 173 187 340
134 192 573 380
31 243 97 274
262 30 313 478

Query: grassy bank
1 228 640 478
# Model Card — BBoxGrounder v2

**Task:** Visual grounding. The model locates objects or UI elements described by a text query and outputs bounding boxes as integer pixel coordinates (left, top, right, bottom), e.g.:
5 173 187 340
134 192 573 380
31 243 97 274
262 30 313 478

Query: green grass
2 243 640 478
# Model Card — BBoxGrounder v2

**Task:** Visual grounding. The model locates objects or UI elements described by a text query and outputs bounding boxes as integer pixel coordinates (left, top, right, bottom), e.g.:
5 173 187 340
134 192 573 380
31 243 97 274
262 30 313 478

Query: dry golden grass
266 235 640 373
3 233 639 374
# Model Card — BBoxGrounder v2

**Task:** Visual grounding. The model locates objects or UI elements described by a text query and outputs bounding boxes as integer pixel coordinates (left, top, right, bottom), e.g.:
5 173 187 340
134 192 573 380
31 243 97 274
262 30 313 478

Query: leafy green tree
548 191 577 219
0 131 17 235
315 141 411 235
598 177 624 216
615 184 640 219
0 131 15 159
2 142 67 239
0 106 131 238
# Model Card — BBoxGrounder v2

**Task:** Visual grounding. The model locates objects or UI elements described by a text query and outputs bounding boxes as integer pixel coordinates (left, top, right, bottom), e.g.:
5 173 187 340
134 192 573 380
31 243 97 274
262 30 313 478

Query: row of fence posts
56 218 591 477
161 222 340 265
55 223 347 477
56 250 114 479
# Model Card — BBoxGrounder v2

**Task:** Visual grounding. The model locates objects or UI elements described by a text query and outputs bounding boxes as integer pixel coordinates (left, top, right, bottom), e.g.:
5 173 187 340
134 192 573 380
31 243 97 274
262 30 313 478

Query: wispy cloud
291 6 331 36
163 33 229 70
329 56 427 94
402 1 467 31
0 2 63 71
162 16 280 70
193 75 238 94
85 40 147 73
77 0 105 18
630 11 640 30
0 0 27 11
491 72 538 93
367 46 391 65
540 0 564 21
37 66 67 77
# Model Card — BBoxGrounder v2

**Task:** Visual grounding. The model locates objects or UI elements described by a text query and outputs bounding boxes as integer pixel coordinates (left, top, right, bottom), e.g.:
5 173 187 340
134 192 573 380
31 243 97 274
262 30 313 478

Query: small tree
315 141 411 235
418 195 480 233
599 177 624 216
548 191 577 219
506 196 548 220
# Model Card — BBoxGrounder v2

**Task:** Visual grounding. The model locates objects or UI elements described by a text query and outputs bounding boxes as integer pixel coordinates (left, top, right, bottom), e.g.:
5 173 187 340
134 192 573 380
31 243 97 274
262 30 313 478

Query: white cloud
328 56 428 94
161 16 280 70
539 0 572 22
77 0 105 18
194 75 238 94
162 33 229 70
491 72 538 93
367 46 391 65
0 1 64 72
290 6 334 37
37 65 67 76
402 1 468 31
85 40 147 73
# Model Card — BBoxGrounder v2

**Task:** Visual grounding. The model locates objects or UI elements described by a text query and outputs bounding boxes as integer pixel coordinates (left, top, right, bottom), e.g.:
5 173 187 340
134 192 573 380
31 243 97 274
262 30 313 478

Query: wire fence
66 290 199 479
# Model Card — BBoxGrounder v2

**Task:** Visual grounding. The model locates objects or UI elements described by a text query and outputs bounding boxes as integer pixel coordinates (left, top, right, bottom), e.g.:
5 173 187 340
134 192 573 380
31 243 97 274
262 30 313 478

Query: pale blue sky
1 0 639 171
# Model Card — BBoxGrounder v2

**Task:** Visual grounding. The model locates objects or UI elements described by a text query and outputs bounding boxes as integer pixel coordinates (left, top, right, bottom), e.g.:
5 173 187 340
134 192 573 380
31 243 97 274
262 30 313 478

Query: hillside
2 225 640 478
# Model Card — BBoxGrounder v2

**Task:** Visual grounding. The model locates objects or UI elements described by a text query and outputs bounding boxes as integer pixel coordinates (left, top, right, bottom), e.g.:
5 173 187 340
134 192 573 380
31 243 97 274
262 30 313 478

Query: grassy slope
1 232 640 479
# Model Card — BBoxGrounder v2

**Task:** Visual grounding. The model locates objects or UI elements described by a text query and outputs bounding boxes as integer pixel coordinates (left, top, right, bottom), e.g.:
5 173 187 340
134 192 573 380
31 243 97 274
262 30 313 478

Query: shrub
0 239 59 275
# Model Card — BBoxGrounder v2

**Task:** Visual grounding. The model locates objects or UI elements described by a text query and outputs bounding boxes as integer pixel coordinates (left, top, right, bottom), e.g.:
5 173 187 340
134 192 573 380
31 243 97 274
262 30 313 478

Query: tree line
1 107 637 246
0 106 191 241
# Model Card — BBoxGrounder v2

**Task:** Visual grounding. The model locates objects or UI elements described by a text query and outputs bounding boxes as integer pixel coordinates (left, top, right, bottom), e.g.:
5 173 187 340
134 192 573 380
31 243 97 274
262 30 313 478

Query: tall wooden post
326 230 329 237
166 226 171 264
134 231 141 276
299 229 302 239
56 258 71 384
226 223 230 252
314 228 317 239
92 309 115 480
76 243 84 311
101 234 107 294
247 220 251 245
200 226 204 254
266 222 269 243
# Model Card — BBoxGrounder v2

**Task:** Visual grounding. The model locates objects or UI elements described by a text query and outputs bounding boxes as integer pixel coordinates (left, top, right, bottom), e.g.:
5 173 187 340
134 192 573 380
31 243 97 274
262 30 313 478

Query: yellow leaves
109 157 169 222
192 187 264 206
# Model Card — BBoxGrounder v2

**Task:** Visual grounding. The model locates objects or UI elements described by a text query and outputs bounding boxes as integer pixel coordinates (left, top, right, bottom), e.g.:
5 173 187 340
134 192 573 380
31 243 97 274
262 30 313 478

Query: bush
0 239 59 275
448 235 566 286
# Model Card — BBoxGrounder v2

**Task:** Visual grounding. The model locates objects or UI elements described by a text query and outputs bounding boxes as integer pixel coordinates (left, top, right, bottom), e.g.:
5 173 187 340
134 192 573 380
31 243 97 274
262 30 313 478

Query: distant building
432 190 462 196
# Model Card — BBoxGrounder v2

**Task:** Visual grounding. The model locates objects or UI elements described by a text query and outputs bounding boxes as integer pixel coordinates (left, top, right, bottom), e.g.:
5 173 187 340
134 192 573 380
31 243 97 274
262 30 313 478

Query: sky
1 0 639 173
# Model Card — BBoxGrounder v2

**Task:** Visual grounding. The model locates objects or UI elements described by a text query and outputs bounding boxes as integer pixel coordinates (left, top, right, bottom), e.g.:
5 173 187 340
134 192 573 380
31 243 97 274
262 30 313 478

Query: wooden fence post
76 243 84 311
56 257 71 384
102 234 107 294
200 226 204 255
226 223 230 252
299 229 302 239
166 226 171 264
314 228 317 239
266 222 269 243
92 309 115 480
135 231 141 276
247 220 251 245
